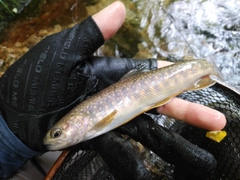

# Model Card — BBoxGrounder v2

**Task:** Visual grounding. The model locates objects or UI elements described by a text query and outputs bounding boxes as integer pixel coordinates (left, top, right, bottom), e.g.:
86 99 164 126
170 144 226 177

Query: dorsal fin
120 63 150 80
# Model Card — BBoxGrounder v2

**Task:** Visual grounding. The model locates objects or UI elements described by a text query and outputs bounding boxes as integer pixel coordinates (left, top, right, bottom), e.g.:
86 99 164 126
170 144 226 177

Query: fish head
43 113 89 151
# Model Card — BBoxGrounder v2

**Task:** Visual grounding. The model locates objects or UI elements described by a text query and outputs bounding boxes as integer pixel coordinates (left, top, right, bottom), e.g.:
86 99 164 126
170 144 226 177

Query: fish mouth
44 143 65 151
43 138 64 151
45 144 52 150
44 143 57 151
43 137 72 151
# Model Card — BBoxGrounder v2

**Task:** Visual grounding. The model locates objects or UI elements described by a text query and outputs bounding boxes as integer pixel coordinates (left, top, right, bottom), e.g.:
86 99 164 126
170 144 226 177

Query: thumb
92 1 126 41
48 1 126 58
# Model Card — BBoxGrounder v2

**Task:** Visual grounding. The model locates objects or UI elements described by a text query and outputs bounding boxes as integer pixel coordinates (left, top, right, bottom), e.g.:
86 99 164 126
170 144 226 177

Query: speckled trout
44 59 222 150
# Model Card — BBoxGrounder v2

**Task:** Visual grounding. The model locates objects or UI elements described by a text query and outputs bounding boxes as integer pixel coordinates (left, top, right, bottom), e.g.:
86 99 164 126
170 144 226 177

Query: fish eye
50 128 62 138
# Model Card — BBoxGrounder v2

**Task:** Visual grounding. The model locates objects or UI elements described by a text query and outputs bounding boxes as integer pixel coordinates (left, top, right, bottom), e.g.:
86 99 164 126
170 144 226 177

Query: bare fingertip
92 1 126 40
213 112 227 130
201 106 227 130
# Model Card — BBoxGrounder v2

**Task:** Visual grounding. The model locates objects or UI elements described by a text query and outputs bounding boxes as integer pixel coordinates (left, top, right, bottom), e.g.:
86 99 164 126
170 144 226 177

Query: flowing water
118 0 240 88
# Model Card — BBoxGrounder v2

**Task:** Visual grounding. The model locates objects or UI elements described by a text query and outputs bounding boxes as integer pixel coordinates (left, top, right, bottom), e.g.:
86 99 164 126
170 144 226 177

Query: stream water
1 0 240 88
119 0 240 88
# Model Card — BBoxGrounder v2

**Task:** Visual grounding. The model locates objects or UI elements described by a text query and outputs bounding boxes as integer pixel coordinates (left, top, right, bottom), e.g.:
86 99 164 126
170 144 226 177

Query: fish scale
44 59 222 150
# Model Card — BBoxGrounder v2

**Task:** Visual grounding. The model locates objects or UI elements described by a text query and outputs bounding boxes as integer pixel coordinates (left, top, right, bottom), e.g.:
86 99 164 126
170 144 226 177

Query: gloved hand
0 13 158 178
80 113 217 180
0 16 157 152
0 2 225 179
118 114 217 179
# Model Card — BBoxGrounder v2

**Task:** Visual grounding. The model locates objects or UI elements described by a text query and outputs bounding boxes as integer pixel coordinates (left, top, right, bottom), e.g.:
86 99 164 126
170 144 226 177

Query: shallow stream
1 0 240 88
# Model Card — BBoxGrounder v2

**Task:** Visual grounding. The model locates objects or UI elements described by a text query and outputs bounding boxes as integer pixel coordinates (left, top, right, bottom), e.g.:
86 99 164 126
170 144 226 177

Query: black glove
0 16 157 152
0 15 216 180
79 113 217 180
81 131 152 180
118 114 217 179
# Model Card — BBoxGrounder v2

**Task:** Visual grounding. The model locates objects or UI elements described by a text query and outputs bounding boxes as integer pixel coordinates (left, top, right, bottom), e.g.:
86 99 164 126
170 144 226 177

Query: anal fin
150 97 173 109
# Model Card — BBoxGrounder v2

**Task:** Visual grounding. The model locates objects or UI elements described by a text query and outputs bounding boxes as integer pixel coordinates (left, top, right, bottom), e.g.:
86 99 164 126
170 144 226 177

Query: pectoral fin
89 110 117 132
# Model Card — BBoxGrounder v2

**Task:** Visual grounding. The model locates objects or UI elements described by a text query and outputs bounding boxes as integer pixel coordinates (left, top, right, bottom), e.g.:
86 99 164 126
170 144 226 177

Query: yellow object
206 131 227 143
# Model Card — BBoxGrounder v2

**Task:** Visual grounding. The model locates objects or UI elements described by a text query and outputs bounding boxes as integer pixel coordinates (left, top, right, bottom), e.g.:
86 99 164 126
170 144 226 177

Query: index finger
157 97 226 130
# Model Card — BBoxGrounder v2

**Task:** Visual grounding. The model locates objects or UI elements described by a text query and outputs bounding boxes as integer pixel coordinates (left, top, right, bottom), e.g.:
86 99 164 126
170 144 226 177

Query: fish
46 81 240 180
43 59 223 150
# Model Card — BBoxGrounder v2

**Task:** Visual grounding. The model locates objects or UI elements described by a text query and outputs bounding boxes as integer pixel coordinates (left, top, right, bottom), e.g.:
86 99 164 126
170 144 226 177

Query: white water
114 0 240 88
